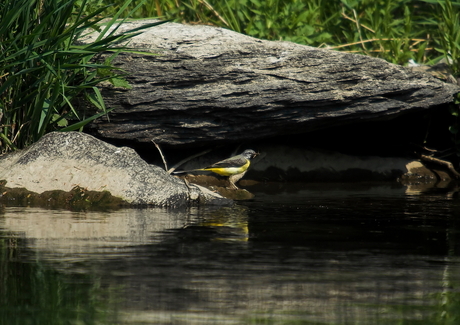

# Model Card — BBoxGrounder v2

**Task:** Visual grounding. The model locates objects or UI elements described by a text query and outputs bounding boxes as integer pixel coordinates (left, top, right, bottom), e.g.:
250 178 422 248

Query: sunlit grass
99 0 460 73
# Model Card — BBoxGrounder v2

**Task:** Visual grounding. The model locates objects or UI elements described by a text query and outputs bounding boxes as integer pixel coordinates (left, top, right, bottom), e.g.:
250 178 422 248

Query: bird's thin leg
228 172 246 190
228 179 239 190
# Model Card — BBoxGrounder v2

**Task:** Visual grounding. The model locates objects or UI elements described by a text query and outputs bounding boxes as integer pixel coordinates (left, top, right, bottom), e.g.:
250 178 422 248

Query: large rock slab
83 20 459 147
0 132 230 207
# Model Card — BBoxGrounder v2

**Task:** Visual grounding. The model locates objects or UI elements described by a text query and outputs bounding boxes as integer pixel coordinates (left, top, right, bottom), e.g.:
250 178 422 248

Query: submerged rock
0 132 231 207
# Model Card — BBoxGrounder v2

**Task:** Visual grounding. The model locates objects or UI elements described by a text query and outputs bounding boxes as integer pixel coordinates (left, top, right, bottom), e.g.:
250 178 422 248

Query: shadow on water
1 182 460 324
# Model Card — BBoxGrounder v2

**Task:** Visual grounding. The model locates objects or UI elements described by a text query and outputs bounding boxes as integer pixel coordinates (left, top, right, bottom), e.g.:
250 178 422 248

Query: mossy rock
0 180 126 211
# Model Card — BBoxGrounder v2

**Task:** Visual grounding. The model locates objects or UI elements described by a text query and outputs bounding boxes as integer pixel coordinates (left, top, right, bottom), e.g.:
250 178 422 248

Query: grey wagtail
174 149 258 189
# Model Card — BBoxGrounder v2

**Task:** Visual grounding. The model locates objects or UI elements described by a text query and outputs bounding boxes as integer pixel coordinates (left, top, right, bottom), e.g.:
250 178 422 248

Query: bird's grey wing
206 155 246 168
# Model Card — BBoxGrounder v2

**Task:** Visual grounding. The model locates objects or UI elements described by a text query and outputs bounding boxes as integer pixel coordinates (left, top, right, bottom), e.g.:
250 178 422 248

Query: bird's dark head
241 149 258 160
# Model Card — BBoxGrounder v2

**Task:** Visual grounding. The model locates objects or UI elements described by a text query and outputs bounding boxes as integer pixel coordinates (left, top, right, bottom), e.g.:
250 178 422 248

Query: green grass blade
58 109 114 132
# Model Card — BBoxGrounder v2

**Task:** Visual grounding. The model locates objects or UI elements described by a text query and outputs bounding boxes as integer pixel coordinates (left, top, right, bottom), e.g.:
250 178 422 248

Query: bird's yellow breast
204 160 250 176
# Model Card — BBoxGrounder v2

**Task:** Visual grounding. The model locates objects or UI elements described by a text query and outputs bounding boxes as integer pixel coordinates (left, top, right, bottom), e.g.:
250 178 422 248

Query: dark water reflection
1 182 460 324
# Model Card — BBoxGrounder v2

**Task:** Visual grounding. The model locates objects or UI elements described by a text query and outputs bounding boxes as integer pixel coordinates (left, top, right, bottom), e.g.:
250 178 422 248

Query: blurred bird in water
173 149 258 189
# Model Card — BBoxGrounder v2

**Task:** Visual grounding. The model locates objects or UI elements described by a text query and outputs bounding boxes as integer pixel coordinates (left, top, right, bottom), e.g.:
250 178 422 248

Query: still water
1 182 460 324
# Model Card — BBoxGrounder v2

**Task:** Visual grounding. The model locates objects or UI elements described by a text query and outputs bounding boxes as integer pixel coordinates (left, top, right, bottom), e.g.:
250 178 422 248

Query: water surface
1 182 460 324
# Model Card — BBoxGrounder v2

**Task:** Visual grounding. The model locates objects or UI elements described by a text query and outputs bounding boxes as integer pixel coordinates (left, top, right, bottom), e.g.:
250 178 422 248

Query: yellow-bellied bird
174 149 258 189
